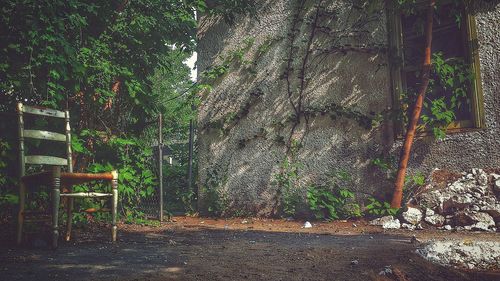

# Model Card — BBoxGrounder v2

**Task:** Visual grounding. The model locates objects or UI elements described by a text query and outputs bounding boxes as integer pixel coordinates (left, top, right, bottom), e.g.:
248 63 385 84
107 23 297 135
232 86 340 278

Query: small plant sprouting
365 197 399 217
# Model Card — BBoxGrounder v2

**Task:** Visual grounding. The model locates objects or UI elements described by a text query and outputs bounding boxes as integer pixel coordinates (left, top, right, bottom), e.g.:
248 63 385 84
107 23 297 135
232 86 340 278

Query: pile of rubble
371 169 500 232
417 240 500 270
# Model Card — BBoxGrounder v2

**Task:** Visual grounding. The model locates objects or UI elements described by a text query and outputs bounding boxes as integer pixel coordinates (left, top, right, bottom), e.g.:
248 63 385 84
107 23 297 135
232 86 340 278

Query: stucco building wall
196 0 500 216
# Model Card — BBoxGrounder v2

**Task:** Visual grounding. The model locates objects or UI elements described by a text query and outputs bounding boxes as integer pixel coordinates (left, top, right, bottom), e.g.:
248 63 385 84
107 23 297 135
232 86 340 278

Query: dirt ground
1 216 499 281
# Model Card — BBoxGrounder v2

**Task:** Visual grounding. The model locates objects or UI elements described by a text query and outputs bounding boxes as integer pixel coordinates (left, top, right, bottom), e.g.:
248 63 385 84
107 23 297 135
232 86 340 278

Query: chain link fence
136 115 195 221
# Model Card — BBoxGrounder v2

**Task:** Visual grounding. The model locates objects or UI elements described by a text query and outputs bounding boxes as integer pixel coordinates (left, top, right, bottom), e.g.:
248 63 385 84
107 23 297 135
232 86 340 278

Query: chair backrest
17 103 73 177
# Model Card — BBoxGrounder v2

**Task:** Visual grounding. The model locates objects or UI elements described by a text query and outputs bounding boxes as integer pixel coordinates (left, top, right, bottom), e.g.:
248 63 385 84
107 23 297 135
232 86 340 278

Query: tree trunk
391 0 435 209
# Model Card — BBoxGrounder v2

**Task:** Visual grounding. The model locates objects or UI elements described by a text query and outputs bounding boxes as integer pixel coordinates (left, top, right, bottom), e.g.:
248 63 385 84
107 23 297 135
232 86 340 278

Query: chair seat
21 171 115 187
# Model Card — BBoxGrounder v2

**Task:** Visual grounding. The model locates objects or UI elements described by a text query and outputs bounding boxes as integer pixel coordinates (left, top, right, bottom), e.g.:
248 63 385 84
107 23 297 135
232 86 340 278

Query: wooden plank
61 172 115 181
20 104 65 118
24 130 66 142
60 192 113 198
82 208 111 213
25 155 68 166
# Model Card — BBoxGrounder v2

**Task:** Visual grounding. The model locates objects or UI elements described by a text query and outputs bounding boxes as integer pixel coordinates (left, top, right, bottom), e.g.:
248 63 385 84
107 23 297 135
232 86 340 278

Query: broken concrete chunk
480 202 500 222
401 207 423 225
417 240 500 270
469 212 496 232
424 214 445 226
442 194 474 213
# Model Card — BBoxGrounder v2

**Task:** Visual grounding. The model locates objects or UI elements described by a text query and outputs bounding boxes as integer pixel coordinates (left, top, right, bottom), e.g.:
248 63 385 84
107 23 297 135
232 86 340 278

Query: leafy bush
0 138 18 220
87 136 157 219
306 171 361 220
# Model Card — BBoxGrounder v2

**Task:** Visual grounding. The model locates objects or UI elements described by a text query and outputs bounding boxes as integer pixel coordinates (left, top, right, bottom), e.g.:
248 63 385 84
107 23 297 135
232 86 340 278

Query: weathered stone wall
196 0 500 216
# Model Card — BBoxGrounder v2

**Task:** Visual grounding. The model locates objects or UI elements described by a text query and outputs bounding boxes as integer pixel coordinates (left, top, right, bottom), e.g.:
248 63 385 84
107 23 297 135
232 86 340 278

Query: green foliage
371 155 427 209
395 1 475 139
124 211 162 226
365 197 399 217
0 138 18 213
273 157 302 217
271 139 304 217
97 137 155 211
306 171 361 220
0 0 256 225
201 37 255 82
419 53 473 138
0 0 200 119
61 133 158 223
0 140 12 188
201 167 229 216
163 162 197 216
371 157 392 173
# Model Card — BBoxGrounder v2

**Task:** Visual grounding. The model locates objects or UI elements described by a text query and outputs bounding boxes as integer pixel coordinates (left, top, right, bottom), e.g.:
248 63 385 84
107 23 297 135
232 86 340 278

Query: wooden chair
16 103 118 249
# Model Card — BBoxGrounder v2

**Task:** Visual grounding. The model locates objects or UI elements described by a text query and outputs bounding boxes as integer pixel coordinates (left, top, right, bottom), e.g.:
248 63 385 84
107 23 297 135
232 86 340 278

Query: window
387 1 485 136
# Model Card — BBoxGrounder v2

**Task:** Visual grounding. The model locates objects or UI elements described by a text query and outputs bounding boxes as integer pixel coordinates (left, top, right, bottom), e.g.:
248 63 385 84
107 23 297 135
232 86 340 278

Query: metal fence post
187 119 194 192
158 114 163 222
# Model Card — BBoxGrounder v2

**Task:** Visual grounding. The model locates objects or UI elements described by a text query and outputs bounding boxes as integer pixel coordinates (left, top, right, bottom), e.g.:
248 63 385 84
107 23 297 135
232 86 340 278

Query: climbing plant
281 0 387 153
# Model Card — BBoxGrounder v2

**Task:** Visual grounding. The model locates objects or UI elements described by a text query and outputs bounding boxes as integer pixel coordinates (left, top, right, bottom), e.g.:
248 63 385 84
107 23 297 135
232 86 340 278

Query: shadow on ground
0 222 499 281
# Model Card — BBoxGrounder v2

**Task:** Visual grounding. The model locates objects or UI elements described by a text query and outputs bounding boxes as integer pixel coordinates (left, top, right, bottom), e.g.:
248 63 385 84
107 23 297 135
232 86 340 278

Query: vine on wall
281 0 387 153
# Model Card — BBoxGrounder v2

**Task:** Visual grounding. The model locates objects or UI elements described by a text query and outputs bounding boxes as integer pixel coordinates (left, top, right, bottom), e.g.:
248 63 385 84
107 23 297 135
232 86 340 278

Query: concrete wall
196 0 500 217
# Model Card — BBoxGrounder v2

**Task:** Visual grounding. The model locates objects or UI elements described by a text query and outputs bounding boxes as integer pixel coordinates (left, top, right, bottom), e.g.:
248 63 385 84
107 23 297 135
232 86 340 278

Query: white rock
443 225 452 230
469 212 495 231
384 219 401 230
401 223 416 230
378 265 392 276
370 216 400 229
493 179 500 193
425 214 445 226
402 207 423 225
480 202 500 221
303 221 312 228
476 169 488 185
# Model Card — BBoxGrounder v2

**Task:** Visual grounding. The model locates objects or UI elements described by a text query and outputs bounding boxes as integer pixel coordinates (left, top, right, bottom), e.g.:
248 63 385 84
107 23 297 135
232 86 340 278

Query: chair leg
51 167 61 249
16 182 26 245
111 176 118 242
65 197 74 242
